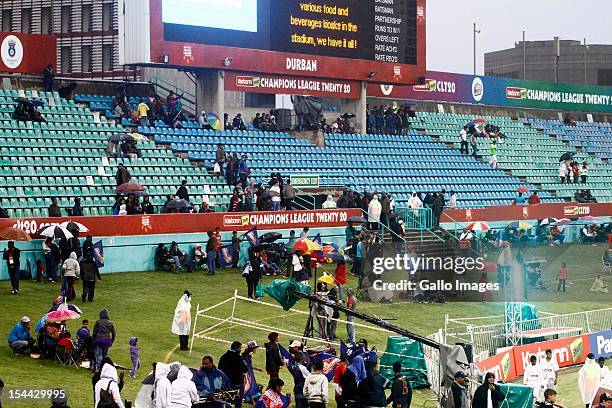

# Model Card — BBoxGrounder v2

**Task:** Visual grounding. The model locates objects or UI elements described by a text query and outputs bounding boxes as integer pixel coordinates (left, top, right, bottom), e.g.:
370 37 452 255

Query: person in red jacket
528 192 542 205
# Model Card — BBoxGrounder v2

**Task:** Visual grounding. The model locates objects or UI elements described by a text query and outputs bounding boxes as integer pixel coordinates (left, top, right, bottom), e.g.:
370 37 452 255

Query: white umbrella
466 222 490 231
38 225 74 240
539 217 558 226
59 221 89 233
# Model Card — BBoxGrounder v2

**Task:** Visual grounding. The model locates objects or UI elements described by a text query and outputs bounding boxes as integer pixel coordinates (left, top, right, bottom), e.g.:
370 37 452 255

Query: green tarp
504 302 543 344
379 336 429 389
498 383 534 408
263 279 312 311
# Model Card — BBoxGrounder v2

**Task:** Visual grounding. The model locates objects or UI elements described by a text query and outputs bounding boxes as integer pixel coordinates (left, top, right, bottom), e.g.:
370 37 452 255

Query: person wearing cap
445 371 469 408
242 341 262 403
261 377 290 408
171 291 192 351
218 341 248 408
524 354 545 402
387 361 412 408
8 316 33 355
472 372 504 408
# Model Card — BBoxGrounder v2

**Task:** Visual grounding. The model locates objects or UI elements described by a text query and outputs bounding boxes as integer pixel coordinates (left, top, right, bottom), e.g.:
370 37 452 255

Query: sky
426 0 612 75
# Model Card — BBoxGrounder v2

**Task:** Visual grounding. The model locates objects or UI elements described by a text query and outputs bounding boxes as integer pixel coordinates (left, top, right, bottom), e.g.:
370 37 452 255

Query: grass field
0 243 609 407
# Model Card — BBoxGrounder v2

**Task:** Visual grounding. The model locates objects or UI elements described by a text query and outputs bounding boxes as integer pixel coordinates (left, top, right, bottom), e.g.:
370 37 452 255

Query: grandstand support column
340 80 367 134
195 69 225 118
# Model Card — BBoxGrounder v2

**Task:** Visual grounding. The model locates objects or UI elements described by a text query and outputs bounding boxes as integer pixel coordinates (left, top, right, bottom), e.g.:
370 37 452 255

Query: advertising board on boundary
477 331 610 382
368 70 612 113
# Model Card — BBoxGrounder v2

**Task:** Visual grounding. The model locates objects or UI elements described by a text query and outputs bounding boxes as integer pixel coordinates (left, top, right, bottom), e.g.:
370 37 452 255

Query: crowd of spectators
366 105 416 135
113 91 186 129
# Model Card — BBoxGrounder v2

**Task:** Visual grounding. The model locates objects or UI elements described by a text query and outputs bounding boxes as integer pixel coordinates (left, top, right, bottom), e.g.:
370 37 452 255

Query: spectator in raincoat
154 362 172 408
579 353 601 408
171 290 192 351
367 195 382 230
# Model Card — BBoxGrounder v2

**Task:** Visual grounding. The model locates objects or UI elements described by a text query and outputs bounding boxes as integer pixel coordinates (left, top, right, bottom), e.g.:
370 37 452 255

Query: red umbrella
45 309 80 323
516 187 530 193
474 118 487 123
466 222 490 231
116 182 146 195
0 227 32 241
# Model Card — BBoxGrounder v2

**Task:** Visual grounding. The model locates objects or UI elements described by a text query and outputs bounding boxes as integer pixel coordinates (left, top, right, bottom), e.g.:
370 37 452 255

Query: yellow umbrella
318 273 336 285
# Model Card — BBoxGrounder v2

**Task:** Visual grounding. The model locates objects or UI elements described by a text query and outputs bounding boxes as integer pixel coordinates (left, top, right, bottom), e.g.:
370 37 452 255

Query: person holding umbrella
3 241 21 294
43 237 59 283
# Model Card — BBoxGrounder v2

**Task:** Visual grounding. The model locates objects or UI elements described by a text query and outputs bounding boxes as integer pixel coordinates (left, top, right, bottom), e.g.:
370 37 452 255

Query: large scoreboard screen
140 0 426 84
162 0 417 66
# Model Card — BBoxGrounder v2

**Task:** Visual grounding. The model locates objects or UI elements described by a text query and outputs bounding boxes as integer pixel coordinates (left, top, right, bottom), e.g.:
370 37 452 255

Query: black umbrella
166 199 190 211
348 216 367 224
251 243 272 252
341 112 356 119
14 97 33 106
57 82 77 99
260 232 283 243
559 152 576 162
108 133 132 143
142 372 155 385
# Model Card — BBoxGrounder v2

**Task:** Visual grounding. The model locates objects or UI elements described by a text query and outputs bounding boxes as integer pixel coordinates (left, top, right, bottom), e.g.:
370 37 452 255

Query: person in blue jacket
194 355 231 407
8 316 33 355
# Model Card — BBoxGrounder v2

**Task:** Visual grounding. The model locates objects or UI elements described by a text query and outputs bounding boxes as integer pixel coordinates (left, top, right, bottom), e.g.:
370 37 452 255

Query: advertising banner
512 335 589 376
590 330 612 359
477 334 590 382
441 202 612 224
224 72 360 99
368 70 612 113
476 349 517 383
0 209 361 238
0 32 56 74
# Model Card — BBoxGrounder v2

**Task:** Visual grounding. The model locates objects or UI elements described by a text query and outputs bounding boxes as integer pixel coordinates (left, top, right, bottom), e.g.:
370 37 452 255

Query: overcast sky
426 0 612 75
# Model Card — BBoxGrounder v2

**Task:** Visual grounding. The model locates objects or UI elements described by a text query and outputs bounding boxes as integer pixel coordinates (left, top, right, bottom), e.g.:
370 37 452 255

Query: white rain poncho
578 356 601 405
171 294 192 336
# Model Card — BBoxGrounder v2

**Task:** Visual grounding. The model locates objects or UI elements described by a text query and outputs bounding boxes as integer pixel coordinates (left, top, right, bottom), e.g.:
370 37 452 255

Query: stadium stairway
415 112 612 203
0 90 230 218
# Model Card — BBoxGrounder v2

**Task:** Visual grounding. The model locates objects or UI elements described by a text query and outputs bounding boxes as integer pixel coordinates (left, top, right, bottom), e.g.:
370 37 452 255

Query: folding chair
55 344 80 368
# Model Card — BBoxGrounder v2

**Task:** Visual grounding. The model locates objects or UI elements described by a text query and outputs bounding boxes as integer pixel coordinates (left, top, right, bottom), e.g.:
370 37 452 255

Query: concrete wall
485 41 612 86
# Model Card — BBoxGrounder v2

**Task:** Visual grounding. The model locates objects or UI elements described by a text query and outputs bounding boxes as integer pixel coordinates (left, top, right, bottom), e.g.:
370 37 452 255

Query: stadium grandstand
0 2 611 408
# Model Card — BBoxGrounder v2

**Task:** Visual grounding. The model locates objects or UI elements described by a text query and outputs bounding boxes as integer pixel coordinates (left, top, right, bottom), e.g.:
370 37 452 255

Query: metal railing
396 206 433 230
292 187 317 210
149 76 196 115
445 307 612 357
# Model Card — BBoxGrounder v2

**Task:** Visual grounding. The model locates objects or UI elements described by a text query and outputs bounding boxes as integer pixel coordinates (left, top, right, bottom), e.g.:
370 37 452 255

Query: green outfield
0 243 609 407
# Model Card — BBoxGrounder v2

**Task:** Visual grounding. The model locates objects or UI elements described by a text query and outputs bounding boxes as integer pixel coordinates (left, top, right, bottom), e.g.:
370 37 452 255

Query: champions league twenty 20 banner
369 70 612 113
